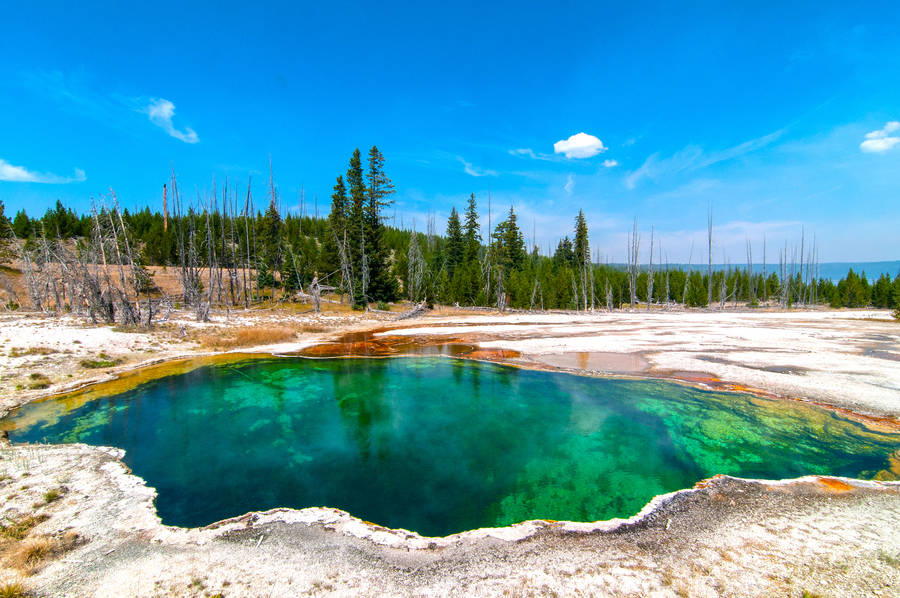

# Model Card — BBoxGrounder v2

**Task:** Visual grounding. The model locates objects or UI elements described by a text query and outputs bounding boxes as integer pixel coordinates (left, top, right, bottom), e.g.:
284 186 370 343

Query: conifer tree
445 207 464 276
346 149 367 306
0 200 13 264
259 197 283 280
553 237 574 267
463 193 481 261
365 145 397 301
12 210 31 238
491 206 525 272
573 210 589 267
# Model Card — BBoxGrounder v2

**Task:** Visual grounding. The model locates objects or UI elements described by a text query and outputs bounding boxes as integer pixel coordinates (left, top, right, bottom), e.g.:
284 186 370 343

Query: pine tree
365 145 397 301
573 210 589 267
445 207 464 276
346 149 367 307
0 200 13 263
491 206 525 272
259 197 283 277
892 274 900 320
553 237 574 267
463 193 481 262
12 210 31 238
329 175 348 233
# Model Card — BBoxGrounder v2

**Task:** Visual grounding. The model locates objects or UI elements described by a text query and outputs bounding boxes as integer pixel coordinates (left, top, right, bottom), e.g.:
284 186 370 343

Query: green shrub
0 581 27 598
79 354 123 368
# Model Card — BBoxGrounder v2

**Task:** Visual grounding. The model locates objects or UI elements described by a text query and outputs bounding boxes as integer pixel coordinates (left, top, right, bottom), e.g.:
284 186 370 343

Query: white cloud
564 174 575 193
625 130 782 189
553 132 607 159
0 158 86 184
457 156 497 177
145 98 199 143
602 159 619 168
860 121 900 153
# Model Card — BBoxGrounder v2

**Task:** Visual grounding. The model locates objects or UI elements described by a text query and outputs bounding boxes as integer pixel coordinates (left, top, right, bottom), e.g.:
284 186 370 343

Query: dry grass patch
199 325 297 349
0 515 48 541
9 347 57 358
7 537 55 573
25 373 50 390
1 511 84 576
297 324 332 334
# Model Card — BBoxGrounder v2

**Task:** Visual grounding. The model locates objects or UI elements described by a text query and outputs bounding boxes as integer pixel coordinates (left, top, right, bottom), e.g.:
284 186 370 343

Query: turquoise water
3 357 899 536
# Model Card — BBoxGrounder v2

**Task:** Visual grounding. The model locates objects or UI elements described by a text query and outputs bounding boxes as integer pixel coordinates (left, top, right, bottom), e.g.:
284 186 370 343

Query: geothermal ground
1 307 899 597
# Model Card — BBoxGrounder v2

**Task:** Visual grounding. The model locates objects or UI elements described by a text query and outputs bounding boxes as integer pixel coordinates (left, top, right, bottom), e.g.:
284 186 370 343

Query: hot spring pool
3 357 898 536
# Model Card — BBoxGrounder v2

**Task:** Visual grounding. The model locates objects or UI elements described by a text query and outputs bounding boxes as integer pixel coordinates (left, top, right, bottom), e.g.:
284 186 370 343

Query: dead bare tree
762 234 767 304
683 241 693 309
647 225 654 310
746 238 755 305
707 206 713 308
243 182 252 307
627 218 640 309
605 276 613 311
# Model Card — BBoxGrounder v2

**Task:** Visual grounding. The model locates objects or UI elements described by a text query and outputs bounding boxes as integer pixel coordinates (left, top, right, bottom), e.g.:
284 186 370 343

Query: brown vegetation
1 509 83 578
7 347 56 358
0 515 47 542
7 536 54 573
198 325 298 349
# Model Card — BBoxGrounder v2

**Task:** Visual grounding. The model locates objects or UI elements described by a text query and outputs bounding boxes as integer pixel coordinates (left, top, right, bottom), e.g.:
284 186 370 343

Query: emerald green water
3 357 898 536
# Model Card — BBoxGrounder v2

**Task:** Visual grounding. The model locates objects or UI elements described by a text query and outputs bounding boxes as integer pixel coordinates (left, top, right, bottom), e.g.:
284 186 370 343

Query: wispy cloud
564 174 575 194
145 98 199 143
21 69 110 115
625 146 703 189
457 156 497 177
602 159 618 168
20 70 200 143
553 132 607 158
626 130 783 189
0 158 85 184
860 121 899 153
698 130 783 167
509 148 557 161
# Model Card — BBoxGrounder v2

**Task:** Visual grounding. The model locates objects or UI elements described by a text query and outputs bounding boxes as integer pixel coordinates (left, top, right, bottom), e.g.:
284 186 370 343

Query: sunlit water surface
3 357 898 536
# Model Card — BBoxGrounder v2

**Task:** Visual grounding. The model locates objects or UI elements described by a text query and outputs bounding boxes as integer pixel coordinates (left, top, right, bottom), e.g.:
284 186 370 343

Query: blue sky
1 1 898 262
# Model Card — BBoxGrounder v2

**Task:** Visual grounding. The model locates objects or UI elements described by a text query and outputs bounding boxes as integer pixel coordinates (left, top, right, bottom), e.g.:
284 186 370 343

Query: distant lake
626 261 900 282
